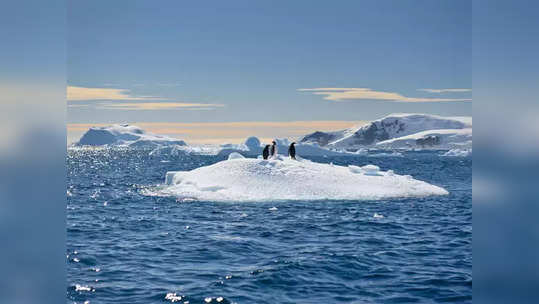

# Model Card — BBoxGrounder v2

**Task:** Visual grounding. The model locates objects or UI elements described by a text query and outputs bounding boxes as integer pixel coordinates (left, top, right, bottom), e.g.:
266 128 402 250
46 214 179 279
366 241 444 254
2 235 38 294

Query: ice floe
160 156 448 202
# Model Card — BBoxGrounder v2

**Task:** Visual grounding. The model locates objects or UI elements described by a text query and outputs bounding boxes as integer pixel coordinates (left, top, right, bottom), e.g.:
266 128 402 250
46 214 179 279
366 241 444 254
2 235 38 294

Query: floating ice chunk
373 213 384 218
244 137 261 151
227 152 245 160
442 148 472 157
75 284 93 292
369 151 403 157
160 158 448 202
165 292 182 302
269 207 278 211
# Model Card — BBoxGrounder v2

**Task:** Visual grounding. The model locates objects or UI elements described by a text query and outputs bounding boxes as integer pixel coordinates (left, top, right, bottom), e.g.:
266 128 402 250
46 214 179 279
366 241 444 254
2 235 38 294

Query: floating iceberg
161 157 448 202
300 113 472 150
75 124 186 148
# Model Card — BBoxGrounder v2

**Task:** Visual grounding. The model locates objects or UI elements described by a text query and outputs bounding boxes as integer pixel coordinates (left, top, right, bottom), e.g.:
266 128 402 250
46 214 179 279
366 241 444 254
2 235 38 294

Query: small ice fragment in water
75 284 93 292
240 213 248 217
103 201 108 206
73 258 80 263
269 207 278 211
185 225 190 229
165 293 182 302
216 297 224 302
373 213 384 219
204 297 212 303
225 275 232 279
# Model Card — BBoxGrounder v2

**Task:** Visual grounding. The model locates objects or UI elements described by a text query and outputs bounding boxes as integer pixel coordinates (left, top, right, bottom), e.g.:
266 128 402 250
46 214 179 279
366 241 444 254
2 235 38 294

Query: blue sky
67 0 471 143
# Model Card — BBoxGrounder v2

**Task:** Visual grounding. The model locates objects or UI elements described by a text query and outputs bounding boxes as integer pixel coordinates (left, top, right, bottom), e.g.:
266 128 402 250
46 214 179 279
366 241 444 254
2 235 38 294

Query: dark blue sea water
67 149 471 303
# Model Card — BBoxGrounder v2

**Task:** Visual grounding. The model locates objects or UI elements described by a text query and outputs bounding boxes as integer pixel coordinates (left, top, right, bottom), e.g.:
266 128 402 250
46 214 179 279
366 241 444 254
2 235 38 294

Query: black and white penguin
288 142 296 159
270 141 277 158
262 144 270 160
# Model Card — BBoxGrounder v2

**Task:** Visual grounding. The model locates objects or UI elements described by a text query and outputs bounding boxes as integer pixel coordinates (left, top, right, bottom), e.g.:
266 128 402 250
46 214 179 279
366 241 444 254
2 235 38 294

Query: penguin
288 142 296 159
270 140 277 158
262 144 270 160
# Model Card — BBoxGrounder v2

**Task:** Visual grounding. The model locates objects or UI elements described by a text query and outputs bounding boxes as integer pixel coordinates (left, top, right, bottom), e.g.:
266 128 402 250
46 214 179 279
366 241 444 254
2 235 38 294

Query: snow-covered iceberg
160 157 448 202
300 113 472 150
75 124 187 148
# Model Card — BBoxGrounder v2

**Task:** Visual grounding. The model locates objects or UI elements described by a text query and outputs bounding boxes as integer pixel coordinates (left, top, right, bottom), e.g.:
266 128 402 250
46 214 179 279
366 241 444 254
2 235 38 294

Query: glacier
160 156 448 202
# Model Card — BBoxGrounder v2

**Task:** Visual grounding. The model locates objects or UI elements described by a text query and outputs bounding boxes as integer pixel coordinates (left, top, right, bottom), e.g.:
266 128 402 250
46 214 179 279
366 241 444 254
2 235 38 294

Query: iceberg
300 113 472 150
75 124 186 148
161 157 448 202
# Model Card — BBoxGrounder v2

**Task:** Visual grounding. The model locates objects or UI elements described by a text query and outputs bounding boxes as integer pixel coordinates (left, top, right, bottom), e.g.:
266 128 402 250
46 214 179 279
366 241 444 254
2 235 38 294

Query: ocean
67 148 471 303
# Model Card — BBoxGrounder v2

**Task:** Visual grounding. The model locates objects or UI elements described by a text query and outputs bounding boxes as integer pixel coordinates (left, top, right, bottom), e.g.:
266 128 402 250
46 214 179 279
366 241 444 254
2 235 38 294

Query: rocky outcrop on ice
160 156 448 202
75 124 187 148
300 114 472 150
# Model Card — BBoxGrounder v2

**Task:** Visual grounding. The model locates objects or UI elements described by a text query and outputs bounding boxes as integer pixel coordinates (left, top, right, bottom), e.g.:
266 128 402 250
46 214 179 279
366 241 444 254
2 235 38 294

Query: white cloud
417 88 472 93
67 86 224 110
67 86 163 101
95 102 224 110
298 88 471 102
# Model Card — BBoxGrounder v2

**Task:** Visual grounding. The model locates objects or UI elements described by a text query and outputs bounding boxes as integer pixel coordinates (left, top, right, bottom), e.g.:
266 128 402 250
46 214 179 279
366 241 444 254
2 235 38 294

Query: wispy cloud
417 88 472 93
67 86 163 101
67 86 224 110
95 102 224 111
298 88 471 102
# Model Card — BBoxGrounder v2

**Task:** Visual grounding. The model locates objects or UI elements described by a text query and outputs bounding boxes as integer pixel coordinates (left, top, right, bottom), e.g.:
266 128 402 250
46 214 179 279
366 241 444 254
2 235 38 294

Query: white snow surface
76 124 186 148
160 156 448 202
301 113 472 150
375 128 472 150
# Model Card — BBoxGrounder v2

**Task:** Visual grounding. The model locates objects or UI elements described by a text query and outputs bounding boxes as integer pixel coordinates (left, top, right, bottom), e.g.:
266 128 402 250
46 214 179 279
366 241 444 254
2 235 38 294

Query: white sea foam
160 156 448 202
